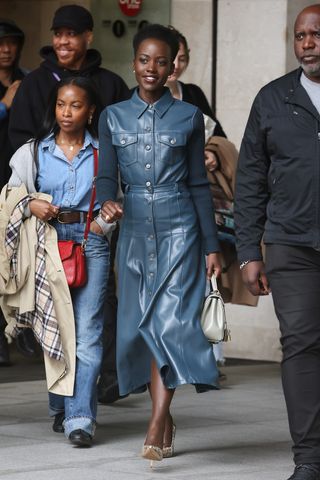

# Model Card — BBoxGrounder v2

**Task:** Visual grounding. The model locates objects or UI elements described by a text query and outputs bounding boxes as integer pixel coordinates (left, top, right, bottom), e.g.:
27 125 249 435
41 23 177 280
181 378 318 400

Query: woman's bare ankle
145 418 166 448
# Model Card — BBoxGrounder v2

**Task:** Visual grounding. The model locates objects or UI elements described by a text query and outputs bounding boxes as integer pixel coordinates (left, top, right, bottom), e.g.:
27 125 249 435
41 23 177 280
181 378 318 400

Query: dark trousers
0 308 6 334
100 226 119 381
266 244 320 464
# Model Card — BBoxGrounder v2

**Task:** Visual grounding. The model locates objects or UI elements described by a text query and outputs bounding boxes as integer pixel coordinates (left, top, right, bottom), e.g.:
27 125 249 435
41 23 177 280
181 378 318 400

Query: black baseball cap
51 4 94 33
0 19 24 42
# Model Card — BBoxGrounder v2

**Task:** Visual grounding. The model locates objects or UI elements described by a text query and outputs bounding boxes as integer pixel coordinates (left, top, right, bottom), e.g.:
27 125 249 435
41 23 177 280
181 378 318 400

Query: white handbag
200 274 231 344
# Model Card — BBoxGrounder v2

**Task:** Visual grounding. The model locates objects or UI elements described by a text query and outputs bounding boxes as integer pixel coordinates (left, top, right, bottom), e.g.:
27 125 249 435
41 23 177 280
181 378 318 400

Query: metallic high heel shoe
163 423 176 458
141 445 163 468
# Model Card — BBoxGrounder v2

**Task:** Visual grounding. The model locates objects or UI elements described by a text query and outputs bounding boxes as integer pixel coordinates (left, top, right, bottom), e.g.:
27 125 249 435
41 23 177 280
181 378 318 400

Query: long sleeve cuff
236 245 263 264
94 213 117 238
204 235 220 255
0 102 8 121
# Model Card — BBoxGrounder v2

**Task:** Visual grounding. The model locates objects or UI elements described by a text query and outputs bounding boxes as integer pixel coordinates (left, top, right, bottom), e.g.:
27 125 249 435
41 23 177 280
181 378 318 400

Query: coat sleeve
8 142 37 192
186 108 220 254
96 108 119 204
8 73 44 150
113 76 130 103
234 93 270 263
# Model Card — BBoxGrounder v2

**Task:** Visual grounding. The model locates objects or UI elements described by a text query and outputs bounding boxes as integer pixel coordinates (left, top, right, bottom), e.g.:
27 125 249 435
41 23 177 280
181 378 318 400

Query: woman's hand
100 200 123 223
204 150 219 172
206 252 222 280
29 199 59 221
90 220 103 235
1 80 22 110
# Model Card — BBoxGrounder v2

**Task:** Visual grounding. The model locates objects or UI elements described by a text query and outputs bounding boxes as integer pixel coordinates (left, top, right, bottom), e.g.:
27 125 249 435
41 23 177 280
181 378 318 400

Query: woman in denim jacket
8 77 110 447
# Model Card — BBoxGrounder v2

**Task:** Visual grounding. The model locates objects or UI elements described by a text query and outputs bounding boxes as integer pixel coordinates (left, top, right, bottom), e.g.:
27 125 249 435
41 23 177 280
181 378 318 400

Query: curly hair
133 23 179 62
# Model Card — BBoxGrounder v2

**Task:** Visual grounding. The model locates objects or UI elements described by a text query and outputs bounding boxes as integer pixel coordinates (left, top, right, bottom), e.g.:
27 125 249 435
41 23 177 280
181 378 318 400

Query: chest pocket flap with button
157 132 187 164
112 133 138 166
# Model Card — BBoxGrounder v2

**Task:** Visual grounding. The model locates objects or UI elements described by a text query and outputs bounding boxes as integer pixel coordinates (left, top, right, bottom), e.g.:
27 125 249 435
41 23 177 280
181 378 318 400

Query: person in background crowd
205 134 258 308
165 26 226 138
0 18 31 366
97 24 221 465
9 4 129 149
8 3 130 404
0 19 24 186
235 5 320 479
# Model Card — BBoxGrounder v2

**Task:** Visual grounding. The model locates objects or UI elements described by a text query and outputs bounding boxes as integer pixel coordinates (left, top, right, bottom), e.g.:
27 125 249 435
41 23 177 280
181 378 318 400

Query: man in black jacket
235 5 320 480
9 4 129 149
8 5 129 406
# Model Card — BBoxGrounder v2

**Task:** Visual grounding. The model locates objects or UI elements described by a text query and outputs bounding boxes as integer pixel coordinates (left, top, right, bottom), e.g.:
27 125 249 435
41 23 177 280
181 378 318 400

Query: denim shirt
37 131 99 211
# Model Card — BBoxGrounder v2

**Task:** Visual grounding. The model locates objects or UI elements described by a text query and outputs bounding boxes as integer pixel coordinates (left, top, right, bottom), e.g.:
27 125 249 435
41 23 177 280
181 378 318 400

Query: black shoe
98 377 128 404
69 429 93 447
288 464 320 480
0 332 11 366
15 328 41 357
218 369 227 382
52 412 65 433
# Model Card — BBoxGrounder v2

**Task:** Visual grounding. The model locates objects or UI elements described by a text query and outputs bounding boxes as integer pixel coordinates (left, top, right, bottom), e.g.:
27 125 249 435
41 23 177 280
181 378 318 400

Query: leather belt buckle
57 210 74 224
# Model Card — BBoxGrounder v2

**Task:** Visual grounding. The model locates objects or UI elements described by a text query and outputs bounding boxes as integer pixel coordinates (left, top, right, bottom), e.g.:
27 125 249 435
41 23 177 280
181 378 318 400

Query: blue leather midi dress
97 88 220 396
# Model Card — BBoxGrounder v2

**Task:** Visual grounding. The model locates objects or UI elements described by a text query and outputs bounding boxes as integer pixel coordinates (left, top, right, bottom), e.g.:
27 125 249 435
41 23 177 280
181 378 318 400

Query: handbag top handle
210 274 219 292
82 147 98 249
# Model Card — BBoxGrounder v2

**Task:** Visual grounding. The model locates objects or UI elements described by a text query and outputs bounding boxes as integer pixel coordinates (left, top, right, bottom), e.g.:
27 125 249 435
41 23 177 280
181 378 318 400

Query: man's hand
1 80 22 110
29 200 59 222
206 252 222 279
100 200 123 223
241 260 270 296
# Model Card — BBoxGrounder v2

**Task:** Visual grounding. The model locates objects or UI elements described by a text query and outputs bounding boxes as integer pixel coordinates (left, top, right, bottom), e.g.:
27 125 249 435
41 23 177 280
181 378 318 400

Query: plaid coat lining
5 196 64 361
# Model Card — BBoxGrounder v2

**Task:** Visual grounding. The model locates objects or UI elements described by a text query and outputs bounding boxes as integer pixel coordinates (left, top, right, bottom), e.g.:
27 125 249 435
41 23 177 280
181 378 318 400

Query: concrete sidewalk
0 363 292 480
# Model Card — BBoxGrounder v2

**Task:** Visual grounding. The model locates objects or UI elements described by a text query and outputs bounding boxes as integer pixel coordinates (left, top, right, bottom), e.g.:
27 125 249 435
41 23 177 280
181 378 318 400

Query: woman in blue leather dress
97 24 221 464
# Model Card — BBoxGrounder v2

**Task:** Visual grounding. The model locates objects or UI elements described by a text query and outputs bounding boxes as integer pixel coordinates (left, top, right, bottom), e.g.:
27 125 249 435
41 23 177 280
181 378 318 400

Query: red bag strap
82 147 98 249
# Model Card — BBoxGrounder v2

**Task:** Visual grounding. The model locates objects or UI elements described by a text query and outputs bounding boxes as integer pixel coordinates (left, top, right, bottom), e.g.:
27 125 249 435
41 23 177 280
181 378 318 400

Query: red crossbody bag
58 148 98 288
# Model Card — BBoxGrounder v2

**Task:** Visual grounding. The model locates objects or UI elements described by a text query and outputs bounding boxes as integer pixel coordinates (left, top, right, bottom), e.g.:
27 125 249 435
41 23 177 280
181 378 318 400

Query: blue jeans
49 222 110 438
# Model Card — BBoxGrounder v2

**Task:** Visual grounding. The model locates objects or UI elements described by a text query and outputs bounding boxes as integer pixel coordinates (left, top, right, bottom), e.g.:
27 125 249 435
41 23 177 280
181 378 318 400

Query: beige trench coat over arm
0 184 76 395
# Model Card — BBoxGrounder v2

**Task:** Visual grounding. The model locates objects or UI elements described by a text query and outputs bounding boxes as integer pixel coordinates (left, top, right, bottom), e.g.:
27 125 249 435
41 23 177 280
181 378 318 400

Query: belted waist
55 210 100 224
124 182 187 193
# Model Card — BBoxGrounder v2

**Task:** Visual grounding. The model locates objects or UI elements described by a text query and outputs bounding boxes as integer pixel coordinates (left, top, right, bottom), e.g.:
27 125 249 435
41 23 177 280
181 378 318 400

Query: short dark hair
168 26 190 64
133 24 179 62
33 77 101 160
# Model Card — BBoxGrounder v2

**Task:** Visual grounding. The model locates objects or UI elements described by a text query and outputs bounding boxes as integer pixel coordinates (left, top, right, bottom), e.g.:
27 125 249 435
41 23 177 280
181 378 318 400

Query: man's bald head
295 4 320 29
294 4 320 82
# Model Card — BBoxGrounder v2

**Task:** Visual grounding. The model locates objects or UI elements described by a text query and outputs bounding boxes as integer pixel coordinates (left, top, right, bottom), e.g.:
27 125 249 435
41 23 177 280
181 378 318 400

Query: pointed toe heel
141 445 163 468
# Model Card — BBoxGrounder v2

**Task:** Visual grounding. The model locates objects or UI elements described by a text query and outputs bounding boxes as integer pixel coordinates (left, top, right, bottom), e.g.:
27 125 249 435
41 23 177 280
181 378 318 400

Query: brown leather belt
56 210 99 224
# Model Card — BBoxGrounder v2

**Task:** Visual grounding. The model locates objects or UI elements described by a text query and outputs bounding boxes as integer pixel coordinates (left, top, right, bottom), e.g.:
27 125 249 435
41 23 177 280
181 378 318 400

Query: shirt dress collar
131 87 175 119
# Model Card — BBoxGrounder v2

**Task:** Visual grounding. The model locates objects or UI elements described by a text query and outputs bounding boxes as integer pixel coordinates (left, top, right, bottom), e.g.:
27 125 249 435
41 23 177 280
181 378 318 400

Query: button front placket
65 164 76 207
143 107 157 301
